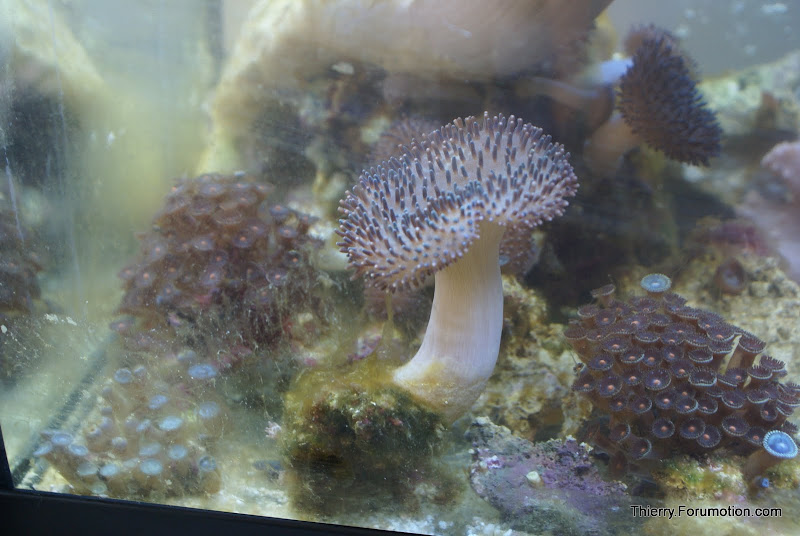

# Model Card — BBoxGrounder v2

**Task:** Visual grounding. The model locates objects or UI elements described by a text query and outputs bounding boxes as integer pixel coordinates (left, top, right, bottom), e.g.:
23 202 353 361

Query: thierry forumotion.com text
630 504 781 519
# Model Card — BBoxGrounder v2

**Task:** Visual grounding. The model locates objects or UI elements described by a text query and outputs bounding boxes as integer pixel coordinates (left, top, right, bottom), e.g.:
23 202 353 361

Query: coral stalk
393 221 504 421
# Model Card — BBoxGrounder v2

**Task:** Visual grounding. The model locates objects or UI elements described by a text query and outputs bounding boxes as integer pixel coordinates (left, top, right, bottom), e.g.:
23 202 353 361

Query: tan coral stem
392 221 505 422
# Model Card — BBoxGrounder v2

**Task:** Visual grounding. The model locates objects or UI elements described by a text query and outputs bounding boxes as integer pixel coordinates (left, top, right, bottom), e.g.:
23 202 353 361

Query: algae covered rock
280 357 455 514
466 417 633 536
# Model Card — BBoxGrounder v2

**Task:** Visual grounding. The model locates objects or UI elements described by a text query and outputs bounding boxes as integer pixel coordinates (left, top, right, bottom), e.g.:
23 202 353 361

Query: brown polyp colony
35 362 227 497
113 171 321 359
35 171 324 498
567 273 799 469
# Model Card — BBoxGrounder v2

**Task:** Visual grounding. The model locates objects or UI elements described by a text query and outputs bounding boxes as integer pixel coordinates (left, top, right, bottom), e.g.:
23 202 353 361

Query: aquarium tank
2 1 800 535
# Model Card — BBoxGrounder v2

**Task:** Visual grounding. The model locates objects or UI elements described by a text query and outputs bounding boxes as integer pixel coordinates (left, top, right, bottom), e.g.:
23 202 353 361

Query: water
47 0 86 320
1 1 800 535
3 158 22 243
0 52 24 245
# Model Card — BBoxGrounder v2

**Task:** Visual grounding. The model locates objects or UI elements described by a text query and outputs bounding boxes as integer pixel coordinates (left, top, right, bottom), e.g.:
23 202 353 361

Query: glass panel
1 1 799 534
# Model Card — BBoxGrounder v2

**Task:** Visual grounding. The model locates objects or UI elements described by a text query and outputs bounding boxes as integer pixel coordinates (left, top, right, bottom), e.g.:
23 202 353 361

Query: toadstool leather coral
583 25 721 175
338 112 578 421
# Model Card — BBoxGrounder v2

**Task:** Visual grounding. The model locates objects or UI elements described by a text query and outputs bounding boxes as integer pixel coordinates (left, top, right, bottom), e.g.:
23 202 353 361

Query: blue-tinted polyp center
764 431 798 458
641 273 671 293
188 363 217 380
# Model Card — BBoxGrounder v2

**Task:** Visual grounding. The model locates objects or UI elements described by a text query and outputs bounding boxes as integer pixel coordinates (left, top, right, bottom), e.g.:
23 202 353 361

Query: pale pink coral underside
761 140 800 196
738 139 800 282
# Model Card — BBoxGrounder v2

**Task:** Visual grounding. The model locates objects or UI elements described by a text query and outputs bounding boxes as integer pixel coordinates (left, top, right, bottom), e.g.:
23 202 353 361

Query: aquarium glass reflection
1 1 800 534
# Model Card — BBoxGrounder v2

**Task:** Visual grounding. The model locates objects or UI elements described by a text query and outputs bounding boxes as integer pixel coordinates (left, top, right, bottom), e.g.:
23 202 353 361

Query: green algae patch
281 356 456 514
654 455 746 500
764 456 800 489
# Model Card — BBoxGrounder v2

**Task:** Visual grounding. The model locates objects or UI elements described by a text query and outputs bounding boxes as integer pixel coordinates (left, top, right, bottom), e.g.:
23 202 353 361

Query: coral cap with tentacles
337 112 578 421
337 112 578 291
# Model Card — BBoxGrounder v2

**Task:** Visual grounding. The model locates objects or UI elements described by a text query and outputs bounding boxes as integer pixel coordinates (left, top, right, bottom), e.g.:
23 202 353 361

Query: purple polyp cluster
32 171 326 498
112 171 321 366
567 274 799 469
35 358 227 498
